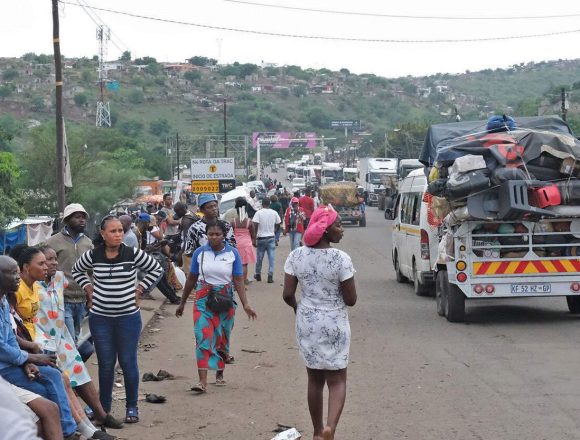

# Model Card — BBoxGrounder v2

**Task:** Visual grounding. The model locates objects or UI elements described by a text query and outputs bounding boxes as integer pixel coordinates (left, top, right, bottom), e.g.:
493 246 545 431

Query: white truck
321 162 344 184
419 116 580 323
365 158 398 206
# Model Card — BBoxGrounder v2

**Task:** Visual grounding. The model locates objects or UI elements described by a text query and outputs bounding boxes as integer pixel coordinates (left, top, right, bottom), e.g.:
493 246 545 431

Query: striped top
71 244 162 317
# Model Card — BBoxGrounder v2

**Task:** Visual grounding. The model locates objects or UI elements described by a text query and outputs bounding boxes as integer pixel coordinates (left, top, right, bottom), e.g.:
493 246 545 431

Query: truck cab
365 158 398 206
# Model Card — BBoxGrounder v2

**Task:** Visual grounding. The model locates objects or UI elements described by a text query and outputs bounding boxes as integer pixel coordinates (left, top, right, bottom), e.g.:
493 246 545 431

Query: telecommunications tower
95 25 111 127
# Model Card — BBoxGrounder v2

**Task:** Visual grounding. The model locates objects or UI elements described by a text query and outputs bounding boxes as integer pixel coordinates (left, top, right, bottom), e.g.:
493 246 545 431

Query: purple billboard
252 132 317 149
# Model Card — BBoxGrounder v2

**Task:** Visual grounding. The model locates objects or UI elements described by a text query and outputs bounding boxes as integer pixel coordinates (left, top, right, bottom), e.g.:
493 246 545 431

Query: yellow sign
191 180 219 193
209 164 217 173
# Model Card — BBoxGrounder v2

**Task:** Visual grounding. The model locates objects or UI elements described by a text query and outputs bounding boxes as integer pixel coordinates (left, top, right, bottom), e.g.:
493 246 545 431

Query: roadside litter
142 369 175 382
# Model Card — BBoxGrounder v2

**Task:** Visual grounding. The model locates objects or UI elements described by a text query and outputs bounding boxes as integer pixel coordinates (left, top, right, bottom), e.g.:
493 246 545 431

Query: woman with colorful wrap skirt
176 221 257 393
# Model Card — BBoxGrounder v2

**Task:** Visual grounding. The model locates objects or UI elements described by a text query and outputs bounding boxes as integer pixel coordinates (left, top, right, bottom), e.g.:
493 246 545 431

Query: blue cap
198 193 217 207
138 213 151 222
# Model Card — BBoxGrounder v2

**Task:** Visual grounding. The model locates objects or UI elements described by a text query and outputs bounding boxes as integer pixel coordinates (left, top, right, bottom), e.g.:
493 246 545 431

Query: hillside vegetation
1 52 580 221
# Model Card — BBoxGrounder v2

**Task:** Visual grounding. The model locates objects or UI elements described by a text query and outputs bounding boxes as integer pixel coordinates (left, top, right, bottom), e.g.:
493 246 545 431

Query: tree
134 56 157 65
307 108 333 129
0 86 12 101
30 96 45 112
119 120 144 137
0 127 13 152
149 118 171 137
0 152 25 228
2 69 19 81
119 51 131 62
73 93 88 107
184 70 202 82
128 89 144 104
188 56 217 66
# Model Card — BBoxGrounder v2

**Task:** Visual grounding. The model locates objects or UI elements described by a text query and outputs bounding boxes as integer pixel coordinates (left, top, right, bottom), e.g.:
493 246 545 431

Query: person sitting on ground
9 246 120 439
0 256 79 440
176 222 257 393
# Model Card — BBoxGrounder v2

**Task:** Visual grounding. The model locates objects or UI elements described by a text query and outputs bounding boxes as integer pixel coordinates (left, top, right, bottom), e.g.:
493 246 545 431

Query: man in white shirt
252 197 281 283
249 190 262 214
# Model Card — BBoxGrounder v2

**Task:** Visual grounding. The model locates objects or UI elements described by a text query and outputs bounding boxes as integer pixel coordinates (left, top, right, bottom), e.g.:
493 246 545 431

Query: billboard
252 132 317 149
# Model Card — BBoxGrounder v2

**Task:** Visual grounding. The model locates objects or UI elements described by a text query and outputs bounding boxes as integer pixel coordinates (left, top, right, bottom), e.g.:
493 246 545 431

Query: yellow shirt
15 281 41 340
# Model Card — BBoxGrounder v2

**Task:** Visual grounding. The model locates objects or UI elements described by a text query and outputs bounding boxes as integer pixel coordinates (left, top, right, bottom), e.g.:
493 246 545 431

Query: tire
359 216 366 227
445 277 466 323
394 252 407 283
413 261 430 296
566 296 580 314
436 271 447 317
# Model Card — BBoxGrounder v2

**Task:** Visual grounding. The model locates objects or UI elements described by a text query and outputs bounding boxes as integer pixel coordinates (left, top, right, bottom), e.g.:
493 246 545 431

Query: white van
391 168 438 296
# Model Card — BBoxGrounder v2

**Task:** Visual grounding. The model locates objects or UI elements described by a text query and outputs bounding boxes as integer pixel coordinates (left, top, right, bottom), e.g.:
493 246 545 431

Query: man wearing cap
182 194 236 276
47 203 93 342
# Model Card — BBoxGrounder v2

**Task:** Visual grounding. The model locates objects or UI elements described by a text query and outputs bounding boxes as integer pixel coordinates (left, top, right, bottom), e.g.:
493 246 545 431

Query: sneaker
254 274 261 282
267 275 274 283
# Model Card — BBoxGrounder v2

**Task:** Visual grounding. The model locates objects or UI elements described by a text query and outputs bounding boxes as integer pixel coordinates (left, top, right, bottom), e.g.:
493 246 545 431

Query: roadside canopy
0 217 54 255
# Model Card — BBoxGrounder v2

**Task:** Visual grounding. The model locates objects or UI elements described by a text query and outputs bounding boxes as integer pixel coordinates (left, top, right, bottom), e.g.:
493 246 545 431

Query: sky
3 0 580 78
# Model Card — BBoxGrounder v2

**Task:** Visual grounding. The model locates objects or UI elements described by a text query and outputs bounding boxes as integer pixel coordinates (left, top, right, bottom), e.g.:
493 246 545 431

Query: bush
73 93 88 107
2 69 19 81
128 89 144 104
184 70 202 82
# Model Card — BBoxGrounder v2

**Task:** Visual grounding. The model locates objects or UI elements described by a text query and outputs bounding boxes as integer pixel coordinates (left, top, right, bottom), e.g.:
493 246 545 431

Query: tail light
571 282 580 292
457 272 467 283
474 284 484 294
420 229 430 260
485 284 495 294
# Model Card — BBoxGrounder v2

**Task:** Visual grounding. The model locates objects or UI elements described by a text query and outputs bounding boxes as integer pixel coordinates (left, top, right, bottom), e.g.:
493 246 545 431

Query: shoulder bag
200 250 234 313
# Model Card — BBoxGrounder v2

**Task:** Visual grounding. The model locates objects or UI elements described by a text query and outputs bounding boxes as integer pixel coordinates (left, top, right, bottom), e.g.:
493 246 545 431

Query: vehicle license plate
510 283 551 294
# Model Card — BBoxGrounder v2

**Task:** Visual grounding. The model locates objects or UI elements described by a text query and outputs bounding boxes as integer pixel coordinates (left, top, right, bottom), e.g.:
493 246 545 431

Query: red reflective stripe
514 261 528 274
570 259 580 272
532 261 547 273
477 262 491 275
496 261 510 274
552 260 567 272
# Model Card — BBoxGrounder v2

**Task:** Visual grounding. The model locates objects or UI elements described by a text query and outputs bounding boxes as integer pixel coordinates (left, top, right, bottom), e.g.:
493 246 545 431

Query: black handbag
200 250 233 313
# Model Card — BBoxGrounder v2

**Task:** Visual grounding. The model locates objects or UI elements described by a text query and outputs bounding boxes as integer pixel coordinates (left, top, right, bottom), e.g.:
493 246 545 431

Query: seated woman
9 246 121 438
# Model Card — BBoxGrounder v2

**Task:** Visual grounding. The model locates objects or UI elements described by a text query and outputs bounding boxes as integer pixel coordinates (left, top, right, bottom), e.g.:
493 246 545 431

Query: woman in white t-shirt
283 206 357 440
176 222 257 394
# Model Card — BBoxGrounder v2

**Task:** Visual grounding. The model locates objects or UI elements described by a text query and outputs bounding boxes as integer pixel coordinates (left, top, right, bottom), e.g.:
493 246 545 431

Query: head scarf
303 205 338 247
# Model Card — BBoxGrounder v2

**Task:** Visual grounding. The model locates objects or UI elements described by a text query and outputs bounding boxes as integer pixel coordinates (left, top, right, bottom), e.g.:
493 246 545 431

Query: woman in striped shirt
72 215 162 424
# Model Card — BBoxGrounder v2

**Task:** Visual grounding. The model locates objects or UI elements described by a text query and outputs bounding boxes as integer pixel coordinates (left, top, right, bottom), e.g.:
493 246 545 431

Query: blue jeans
89 311 142 412
288 231 302 250
1 365 77 437
255 237 276 277
64 301 86 343
274 228 282 244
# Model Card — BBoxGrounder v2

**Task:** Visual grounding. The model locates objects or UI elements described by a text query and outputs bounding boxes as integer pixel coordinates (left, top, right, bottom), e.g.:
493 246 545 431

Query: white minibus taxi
391 168 438 296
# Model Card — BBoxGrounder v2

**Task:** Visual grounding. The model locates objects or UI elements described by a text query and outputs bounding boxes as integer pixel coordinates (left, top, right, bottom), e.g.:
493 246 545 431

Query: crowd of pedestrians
0 175 357 440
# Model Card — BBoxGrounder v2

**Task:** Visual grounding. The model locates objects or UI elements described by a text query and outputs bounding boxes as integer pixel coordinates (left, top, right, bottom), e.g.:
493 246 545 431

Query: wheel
566 296 580 313
394 251 407 283
445 277 465 323
436 271 447 316
359 216 366 227
413 261 430 296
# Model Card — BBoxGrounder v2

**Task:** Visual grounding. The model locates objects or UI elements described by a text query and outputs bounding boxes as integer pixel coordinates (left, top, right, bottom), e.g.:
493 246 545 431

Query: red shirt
299 195 315 219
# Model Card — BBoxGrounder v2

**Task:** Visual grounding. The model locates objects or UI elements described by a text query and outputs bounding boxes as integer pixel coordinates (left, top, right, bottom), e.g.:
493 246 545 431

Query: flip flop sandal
215 378 227 386
190 383 207 393
124 407 139 424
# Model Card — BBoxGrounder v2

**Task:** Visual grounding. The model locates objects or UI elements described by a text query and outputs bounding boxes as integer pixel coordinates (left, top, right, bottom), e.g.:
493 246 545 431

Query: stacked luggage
420 115 580 224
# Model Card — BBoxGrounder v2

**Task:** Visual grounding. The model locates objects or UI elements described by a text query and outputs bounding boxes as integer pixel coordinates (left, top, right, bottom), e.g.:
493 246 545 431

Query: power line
225 0 580 20
77 0 131 53
58 1 580 43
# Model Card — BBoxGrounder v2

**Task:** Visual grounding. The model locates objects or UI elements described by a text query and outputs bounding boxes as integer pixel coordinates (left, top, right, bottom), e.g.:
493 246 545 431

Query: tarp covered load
320 181 360 207
421 116 580 223
419 115 577 168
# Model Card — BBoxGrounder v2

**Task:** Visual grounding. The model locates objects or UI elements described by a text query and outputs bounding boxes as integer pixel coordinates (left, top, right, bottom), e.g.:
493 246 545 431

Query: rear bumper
420 271 436 284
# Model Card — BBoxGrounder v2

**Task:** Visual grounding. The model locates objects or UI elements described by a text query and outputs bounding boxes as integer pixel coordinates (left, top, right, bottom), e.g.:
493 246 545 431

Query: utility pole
52 0 65 217
223 97 228 156
176 133 180 180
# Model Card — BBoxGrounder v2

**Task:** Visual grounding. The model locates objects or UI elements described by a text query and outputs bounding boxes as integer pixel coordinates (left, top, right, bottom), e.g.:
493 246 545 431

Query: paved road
106 168 580 440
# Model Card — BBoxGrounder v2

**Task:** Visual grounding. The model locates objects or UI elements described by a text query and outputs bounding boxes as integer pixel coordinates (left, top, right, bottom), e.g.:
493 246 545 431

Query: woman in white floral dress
283 206 357 440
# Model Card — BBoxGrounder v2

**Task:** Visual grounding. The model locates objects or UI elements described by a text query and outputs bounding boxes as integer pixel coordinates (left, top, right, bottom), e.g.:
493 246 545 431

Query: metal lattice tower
95 25 111 127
